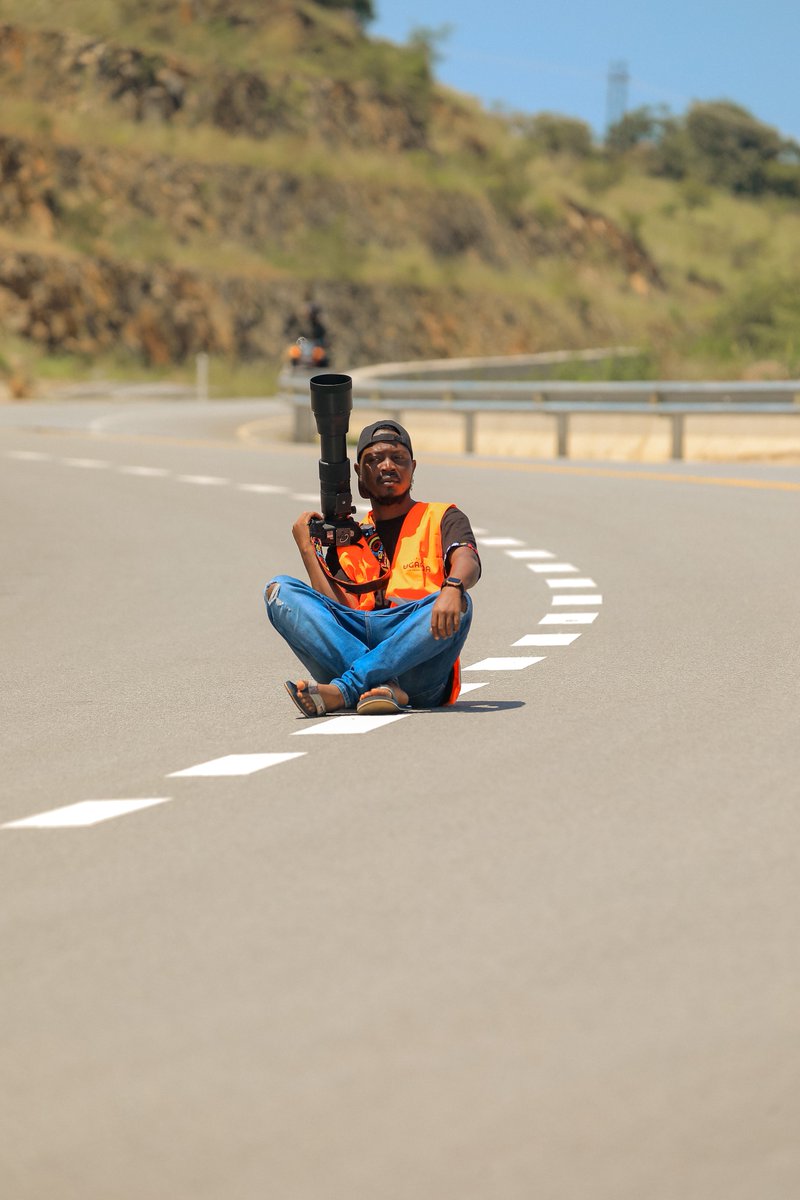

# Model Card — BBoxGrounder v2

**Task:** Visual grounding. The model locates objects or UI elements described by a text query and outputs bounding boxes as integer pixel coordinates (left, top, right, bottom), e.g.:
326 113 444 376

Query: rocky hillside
1 1 794 388
0 128 662 365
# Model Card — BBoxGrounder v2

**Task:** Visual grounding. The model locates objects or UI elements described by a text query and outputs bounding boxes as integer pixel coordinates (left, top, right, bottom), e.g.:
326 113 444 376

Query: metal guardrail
281 373 800 460
347 345 642 382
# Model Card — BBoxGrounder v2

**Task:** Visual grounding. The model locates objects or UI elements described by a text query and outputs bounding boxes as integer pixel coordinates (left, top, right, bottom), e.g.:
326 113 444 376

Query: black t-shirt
374 506 481 576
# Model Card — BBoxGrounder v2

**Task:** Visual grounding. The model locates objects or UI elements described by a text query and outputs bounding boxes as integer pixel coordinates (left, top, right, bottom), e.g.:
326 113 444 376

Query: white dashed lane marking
118 465 171 477
292 714 409 736
168 753 305 777
514 633 581 646
3 798 173 828
540 612 599 624
546 577 596 588
176 474 229 486
3 454 606 825
506 549 554 559
551 595 602 605
465 657 545 671
527 562 577 573
478 536 524 547
237 483 288 494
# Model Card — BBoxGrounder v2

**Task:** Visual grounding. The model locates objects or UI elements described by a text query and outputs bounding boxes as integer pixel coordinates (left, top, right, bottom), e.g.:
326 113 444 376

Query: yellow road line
425 455 800 493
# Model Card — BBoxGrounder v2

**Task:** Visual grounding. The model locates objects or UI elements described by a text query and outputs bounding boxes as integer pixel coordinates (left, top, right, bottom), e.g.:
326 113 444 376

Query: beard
374 487 411 509
358 479 412 507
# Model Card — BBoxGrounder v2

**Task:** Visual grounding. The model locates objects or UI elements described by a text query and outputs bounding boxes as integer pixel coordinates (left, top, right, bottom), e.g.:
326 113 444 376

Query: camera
307 373 363 547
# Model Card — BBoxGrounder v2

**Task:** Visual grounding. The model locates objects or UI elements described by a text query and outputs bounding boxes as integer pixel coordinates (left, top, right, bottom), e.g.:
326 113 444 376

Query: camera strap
311 522 392 597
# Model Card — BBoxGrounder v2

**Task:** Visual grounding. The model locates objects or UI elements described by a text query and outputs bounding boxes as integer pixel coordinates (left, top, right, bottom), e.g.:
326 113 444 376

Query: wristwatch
441 576 464 596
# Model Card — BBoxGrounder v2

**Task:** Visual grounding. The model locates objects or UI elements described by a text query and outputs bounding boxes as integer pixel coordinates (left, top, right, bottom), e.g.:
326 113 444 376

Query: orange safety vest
337 501 462 704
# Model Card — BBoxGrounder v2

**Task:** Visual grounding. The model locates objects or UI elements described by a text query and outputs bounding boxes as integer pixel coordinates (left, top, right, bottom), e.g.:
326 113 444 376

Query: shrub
523 113 594 158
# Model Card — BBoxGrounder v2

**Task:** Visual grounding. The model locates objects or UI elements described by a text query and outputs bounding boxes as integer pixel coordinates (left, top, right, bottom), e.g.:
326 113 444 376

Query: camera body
307 373 363 547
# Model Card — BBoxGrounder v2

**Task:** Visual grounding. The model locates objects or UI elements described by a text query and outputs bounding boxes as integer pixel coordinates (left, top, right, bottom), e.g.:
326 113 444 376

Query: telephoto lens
310 373 354 521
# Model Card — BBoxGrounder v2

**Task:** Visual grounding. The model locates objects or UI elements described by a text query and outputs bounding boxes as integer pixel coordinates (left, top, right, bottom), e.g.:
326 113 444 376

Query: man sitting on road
264 420 481 717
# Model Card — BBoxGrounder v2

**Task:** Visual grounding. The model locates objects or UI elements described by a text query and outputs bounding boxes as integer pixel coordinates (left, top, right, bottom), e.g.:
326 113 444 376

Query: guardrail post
464 411 476 454
669 413 685 460
293 399 315 443
196 352 209 402
555 412 569 458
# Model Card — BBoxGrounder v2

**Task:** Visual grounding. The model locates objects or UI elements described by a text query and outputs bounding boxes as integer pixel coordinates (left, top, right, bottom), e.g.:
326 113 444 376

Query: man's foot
356 682 410 715
284 680 345 718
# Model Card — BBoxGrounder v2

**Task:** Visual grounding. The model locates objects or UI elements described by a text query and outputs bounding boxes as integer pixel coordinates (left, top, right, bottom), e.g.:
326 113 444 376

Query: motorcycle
286 337 330 371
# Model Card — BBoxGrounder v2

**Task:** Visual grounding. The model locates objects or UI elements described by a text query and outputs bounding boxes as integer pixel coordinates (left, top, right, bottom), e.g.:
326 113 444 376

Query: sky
370 0 800 142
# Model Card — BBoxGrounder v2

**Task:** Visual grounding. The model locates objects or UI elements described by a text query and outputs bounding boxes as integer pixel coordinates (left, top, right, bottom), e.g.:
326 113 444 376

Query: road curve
2 403 799 1200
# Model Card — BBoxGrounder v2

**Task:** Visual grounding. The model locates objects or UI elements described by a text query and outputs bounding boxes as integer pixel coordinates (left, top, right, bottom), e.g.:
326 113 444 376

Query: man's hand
292 510 357 608
430 585 467 640
292 511 320 552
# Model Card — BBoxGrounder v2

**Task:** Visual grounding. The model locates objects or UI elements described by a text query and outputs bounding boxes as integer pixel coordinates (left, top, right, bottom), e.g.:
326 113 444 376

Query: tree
606 106 655 153
315 0 375 26
684 101 785 194
606 105 670 153
524 113 594 157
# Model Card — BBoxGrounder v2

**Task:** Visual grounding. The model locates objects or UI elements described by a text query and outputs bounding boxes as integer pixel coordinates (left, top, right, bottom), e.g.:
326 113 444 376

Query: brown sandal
356 683 410 715
284 680 327 718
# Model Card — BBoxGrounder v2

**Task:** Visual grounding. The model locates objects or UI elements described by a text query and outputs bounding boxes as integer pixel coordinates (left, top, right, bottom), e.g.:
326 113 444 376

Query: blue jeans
264 576 472 709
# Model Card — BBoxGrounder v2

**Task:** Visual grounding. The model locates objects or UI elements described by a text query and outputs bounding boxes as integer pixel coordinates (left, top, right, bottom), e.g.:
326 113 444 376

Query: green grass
0 331 282 398
0 95 486 196
0 0 433 106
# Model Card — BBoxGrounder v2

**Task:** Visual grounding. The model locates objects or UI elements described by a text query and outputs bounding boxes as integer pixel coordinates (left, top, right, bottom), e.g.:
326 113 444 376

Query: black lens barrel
310 373 352 464
310 373 353 521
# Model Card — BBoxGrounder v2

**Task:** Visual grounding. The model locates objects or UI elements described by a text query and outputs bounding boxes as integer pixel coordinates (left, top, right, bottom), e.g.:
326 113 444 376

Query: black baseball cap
356 420 414 461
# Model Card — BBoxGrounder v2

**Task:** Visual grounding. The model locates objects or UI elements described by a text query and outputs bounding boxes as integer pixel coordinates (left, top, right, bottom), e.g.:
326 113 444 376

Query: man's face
355 441 415 504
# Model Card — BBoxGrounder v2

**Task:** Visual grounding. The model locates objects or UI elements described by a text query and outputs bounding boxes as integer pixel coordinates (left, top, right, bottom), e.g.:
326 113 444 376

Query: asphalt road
2 402 799 1200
